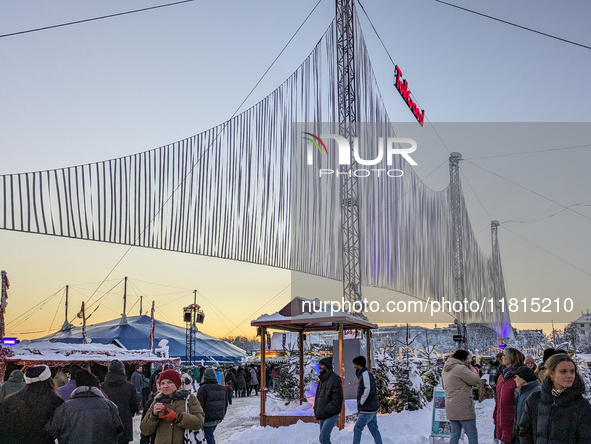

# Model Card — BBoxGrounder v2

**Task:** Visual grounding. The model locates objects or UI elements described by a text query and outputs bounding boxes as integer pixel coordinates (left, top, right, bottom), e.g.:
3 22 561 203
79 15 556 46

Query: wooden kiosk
251 298 377 429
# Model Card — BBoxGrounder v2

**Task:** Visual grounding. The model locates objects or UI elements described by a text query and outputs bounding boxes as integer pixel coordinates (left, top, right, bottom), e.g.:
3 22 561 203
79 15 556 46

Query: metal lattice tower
449 152 467 348
336 0 362 308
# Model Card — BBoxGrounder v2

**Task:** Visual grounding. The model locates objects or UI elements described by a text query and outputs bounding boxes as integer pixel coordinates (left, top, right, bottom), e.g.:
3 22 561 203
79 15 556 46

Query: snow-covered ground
134 397 496 444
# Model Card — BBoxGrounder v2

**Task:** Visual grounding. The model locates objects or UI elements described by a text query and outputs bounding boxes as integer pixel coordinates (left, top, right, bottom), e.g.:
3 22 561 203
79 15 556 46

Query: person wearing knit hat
524 355 537 371
319 357 333 370
0 365 64 444
352 356 382 444
197 367 228 444
157 369 182 389
513 365 541 443
314 356 343 444
47 368 124 444
101 360 139 444
75 369 100 388
141 368 205 444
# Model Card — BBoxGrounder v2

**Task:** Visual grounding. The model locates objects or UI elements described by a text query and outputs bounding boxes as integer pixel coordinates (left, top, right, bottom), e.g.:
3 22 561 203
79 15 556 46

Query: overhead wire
501 225 591 278
464 143 591 160
0 0 196 39
464 160 591 223
434 0 591 51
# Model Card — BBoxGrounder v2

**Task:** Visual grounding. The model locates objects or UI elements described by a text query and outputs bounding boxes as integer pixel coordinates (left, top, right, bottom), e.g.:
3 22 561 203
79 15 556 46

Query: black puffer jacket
313 369 343 421
197 369 228 427
46 386 124 444
519 374 591 444
101 372 139 443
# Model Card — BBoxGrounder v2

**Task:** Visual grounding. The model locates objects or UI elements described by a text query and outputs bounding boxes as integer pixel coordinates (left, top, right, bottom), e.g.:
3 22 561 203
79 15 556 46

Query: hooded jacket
314 368 343 421
101 372 139 443
494 368 518 443
140 390 205 444
197 368 228 427
0 370 25 401
441 357 481 421
46 386 124 444
513 380 540 442
518 374 591 444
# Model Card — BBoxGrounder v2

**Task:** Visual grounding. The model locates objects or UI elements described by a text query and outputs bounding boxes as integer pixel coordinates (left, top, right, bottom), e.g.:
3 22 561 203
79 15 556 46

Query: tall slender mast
61 285 73 330
120 276 128 325
0 270 8 340
336 0 362 309
449 152 467 348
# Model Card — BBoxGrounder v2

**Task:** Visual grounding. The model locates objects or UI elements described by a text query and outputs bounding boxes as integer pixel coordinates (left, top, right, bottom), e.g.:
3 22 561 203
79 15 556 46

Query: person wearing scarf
493 347 524 444
519 353 591 444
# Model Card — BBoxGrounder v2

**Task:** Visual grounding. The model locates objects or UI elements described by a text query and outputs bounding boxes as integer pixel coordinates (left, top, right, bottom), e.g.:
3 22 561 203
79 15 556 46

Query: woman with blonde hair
519 353 591 443
493 347 524 444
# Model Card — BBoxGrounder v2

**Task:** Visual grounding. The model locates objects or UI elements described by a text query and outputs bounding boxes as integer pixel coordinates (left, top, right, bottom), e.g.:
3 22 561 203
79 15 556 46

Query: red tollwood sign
395 65 425 126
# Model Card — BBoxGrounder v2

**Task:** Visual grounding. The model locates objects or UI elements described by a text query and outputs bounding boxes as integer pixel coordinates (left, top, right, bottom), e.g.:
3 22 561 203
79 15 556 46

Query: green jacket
140 390 204 444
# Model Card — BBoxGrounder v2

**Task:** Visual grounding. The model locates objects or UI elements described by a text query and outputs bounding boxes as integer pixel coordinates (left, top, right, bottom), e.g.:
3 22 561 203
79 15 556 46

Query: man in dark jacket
101 360 139 444
352 356 382 444
313 357 343 444
47 369 124 444
130 364 144 400
197 367 228 444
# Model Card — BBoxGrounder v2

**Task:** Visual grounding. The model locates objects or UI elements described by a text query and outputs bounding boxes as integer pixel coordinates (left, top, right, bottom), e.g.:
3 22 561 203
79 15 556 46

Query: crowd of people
442 347 591 444
1 348 590 444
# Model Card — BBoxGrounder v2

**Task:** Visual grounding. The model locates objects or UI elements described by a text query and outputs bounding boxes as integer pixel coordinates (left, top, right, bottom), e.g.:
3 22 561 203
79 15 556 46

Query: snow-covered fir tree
390 357 423 412
373 349 396 414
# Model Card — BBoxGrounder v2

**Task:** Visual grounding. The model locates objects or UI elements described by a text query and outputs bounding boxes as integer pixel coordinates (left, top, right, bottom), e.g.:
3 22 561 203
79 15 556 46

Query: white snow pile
222 399 496 444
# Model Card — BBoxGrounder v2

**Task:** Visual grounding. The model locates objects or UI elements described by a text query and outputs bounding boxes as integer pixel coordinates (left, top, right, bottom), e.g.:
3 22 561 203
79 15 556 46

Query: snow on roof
1 341 180 366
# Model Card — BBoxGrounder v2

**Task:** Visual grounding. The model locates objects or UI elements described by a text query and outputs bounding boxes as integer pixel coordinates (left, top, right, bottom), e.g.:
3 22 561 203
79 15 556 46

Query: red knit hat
158 369 182 388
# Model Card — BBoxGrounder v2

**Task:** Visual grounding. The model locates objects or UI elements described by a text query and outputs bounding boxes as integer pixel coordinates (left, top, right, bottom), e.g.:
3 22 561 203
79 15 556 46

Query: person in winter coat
140 369 205 444
352 356 382 444
535 347 556 385
58 364 83 401
519 353 591 444
493 347 524 444
130 365 145 400
181 371 195 392
197 367 228 444
314 357 343 444
0 365 64 444
523 355 536 372
0 369 25 401
488 358 501 397
101 360 140 444
149 365 163 394
235 367 246 398
47 369 124 444
244 364 252 395
512 366 540 443
249 366 259 396
441 350 481 444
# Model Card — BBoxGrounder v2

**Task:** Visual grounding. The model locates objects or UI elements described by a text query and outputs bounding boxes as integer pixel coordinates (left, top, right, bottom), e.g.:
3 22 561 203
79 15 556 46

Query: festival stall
251 297 377 430
0 340 179 380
